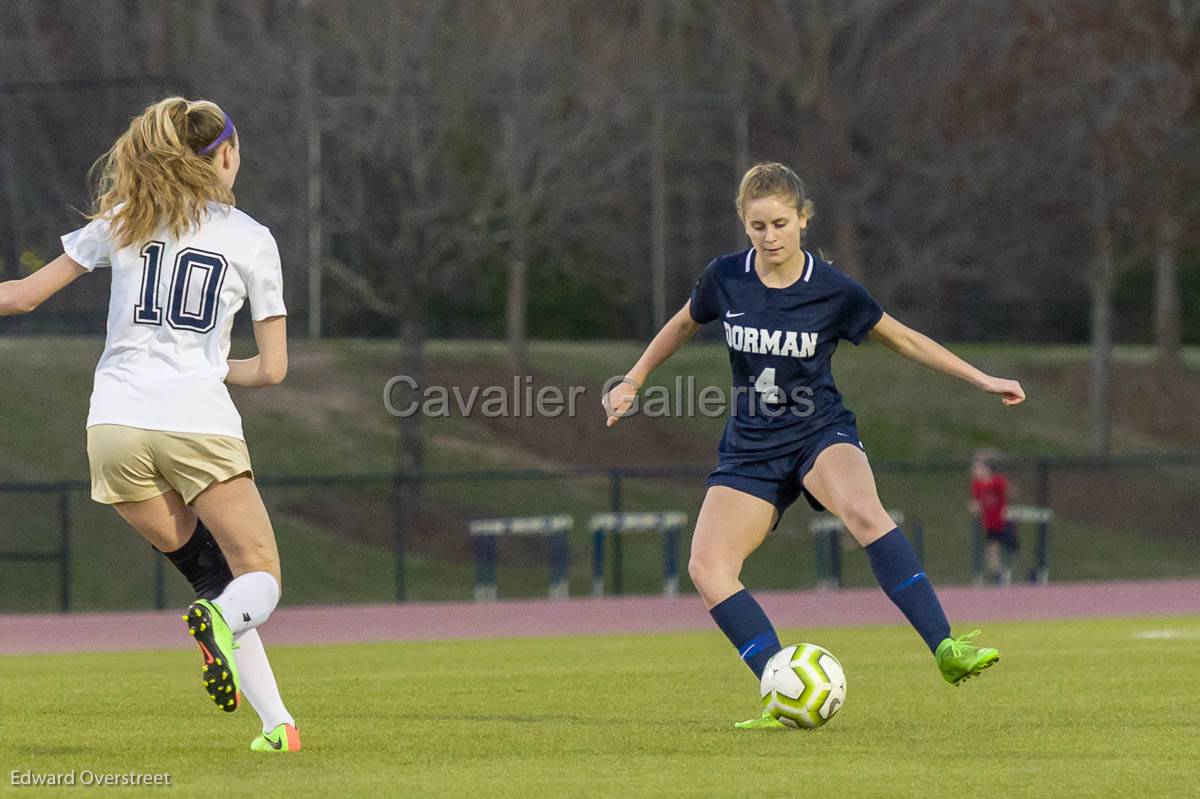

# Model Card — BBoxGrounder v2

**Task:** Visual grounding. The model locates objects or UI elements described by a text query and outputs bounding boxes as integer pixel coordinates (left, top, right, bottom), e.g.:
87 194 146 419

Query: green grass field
2 616 1198 798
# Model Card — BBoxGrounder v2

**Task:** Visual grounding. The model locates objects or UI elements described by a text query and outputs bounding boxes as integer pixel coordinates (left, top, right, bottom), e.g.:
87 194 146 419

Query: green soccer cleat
183 599 240 712
935 629 1000 685
734 709 787 730
251 723 302 753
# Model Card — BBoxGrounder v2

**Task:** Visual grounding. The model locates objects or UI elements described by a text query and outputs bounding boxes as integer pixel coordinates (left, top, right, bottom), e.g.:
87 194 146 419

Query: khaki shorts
87 424 254 505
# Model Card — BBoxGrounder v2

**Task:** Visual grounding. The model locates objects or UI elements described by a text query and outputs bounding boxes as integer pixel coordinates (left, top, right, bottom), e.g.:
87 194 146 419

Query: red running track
2 579 1198 655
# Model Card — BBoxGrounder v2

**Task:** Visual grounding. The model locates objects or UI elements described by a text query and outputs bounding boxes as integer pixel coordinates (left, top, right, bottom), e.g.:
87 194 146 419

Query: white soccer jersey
61 202 287 440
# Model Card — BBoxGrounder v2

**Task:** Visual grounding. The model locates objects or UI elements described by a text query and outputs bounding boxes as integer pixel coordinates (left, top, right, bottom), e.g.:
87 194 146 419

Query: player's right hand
603 380 639 427
981 376 1026 406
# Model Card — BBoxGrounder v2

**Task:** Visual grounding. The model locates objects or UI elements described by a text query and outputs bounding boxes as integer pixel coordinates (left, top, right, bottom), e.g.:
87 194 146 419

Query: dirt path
2 579 1198 655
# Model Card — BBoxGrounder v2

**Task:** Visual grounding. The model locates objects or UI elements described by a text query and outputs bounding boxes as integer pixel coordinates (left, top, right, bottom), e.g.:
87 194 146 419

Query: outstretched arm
0 254 88 316
868 313 1025 406
604 301 701 426
226 316 288 387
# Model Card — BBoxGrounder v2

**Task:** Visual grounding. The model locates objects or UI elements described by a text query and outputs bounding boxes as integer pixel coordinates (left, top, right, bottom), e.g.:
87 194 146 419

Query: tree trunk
397 303 427 481
1088 168 1114 457
649 98 667 333
506 241 528 374
832 203 864 280
300 0 322 340
733 105 750 247
394 299 425 588
0 152 20 281
1153 211 1182 366
503 102 529 374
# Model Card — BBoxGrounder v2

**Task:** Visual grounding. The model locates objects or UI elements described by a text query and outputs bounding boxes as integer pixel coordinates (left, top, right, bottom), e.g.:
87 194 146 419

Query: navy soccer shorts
705 423 865 526
985 522 1020 552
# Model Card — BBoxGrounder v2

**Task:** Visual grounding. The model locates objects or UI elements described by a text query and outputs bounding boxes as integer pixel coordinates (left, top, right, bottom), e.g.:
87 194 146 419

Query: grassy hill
1 336 1198 611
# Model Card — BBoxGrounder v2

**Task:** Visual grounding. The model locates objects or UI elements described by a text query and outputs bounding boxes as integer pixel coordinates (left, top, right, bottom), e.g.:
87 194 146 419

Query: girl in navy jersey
0 98 300 751
604 163 1025 727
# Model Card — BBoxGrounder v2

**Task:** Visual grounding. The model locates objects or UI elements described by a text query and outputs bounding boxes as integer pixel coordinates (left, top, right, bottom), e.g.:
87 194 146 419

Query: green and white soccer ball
760 643 847 729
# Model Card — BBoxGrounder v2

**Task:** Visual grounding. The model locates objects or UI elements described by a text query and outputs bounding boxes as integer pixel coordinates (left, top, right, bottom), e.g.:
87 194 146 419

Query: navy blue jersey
689 248 883 462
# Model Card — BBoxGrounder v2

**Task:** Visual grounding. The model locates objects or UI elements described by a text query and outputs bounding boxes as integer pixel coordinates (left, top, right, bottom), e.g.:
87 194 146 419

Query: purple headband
197 115 235 155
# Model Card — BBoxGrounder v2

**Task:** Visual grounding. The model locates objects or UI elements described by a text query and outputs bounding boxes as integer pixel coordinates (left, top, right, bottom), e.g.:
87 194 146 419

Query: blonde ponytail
89 97 235 249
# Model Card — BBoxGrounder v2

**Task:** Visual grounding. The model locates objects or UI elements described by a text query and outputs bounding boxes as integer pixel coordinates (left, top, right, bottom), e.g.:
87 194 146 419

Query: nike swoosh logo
197 641 215 666
725 311 745 318
835 432 850 437
264 735 283 750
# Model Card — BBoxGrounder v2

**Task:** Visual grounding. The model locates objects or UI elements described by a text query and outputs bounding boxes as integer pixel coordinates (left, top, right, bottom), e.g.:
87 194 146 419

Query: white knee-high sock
233 628 295 732
213 571 280 636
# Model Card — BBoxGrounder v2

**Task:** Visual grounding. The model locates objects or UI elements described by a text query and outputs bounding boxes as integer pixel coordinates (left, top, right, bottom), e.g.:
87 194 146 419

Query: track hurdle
810 510 910 589
1013 505 1052 584
469 515 574 602
589 512 687 598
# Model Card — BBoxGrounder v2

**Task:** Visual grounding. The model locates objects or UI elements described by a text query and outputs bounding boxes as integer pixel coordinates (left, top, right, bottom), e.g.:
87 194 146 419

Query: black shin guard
160 520 233 600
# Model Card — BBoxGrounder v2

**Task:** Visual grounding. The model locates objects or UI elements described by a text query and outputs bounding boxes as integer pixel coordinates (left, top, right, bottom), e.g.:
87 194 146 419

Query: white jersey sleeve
61 217 114 271
245 231 287 320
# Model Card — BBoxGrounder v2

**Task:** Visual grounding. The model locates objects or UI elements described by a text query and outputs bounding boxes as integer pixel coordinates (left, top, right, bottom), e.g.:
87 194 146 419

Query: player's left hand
981 376 1025 406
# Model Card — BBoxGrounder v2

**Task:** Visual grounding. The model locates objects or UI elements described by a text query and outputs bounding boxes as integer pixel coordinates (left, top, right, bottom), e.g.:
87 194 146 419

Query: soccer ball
760 643 846 729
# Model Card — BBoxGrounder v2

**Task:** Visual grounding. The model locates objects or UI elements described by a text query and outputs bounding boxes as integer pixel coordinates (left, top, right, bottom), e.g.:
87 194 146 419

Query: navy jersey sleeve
839 276 884 344
688 260 721 324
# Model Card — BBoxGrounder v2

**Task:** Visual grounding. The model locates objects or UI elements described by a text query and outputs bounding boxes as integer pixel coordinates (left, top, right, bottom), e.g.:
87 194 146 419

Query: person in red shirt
970 451 1017 584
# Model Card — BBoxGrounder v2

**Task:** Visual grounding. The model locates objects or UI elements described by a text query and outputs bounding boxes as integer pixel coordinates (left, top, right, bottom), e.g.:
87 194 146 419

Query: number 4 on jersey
135 242 228 333
754 367 783 404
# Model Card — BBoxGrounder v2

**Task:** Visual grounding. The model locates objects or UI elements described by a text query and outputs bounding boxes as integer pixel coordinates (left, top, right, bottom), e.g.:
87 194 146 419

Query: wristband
620 377 641 392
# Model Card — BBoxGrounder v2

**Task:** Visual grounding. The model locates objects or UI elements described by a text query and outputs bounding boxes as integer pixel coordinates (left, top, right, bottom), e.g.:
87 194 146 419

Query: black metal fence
2 453 1198 613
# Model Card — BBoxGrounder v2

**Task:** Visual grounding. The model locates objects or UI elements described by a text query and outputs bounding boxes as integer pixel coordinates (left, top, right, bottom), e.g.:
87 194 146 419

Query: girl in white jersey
0 98 300 753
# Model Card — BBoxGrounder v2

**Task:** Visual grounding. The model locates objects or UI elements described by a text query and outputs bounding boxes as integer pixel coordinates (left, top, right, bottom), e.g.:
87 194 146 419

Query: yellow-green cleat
251 723 302 753
184 599 240 712
935 630 999 685
734 708 787 730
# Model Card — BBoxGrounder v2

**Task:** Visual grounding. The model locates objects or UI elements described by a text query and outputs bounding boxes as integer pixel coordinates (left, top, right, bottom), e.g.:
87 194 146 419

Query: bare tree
717 0 966 283
314 1 646 467
5 0 1197 360
1139 1 1200 366
1006 0 1191 453
489 1 644 372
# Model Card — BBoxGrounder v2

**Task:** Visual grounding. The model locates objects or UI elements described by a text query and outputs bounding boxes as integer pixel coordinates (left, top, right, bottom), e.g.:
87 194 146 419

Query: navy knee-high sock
709 589 782 677
866 528 951 654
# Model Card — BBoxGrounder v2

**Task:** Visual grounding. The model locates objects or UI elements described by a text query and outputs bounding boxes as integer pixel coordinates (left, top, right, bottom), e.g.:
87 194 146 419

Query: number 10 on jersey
135 242 228 333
